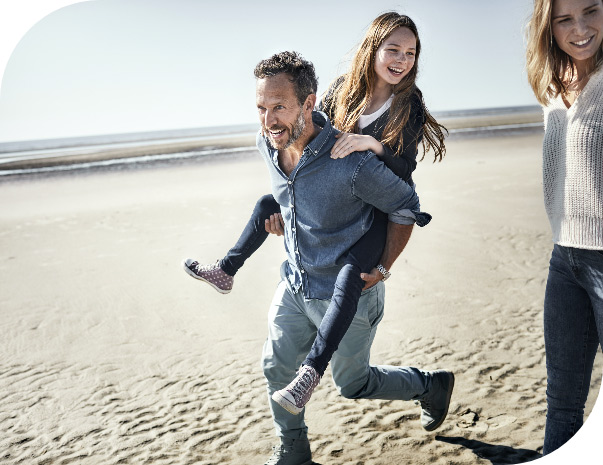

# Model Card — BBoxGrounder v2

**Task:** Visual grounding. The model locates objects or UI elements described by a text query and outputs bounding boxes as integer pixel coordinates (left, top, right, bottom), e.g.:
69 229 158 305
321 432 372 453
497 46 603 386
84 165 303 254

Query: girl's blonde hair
526 0 603 104
326 12 446 162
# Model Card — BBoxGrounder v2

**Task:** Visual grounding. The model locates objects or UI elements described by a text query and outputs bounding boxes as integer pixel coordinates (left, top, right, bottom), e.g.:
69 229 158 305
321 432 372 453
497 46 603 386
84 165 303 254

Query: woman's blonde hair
327 12 446 162
526 0 603 104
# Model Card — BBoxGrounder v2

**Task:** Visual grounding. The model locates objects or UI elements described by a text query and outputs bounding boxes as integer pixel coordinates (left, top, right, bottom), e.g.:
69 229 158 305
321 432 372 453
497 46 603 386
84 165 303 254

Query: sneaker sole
423 371 455 432
271 390 303 415
182 260 232 294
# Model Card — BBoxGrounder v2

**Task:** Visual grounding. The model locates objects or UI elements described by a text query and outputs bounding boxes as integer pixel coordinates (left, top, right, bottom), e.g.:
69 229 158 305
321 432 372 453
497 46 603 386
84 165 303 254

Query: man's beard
268 108 306 150
283 109 306 149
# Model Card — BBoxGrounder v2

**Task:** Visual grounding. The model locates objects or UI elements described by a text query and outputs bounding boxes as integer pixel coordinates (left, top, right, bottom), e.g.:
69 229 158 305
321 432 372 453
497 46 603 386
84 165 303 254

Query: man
254 51 454 465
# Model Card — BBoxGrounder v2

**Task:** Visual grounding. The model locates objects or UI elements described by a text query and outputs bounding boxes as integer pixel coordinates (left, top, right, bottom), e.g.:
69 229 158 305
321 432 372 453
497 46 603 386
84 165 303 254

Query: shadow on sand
436 436 542 464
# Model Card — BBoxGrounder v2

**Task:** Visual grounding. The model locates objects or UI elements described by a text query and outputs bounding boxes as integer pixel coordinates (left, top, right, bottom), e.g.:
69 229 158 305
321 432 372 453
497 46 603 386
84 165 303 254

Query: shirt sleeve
351 152 430 226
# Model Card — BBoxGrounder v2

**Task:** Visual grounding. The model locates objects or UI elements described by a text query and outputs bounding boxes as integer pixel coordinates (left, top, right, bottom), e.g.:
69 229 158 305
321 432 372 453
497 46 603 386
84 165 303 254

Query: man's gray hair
254 51 318 106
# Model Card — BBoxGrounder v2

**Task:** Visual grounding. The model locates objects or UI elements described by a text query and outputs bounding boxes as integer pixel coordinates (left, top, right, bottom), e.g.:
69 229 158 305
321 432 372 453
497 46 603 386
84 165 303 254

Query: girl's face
552 0 603 66
373 27 417 87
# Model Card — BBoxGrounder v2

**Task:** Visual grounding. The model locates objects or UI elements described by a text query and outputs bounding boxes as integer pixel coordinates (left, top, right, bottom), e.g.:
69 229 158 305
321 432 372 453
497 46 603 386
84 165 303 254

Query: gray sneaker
264 437 312 465
182 259 233 294
420 370 455 431
272 365 321 415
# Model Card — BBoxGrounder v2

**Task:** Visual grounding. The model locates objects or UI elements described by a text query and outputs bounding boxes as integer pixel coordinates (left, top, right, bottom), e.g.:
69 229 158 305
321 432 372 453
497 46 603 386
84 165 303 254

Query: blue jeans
543 245 603 455
263 266 432 440
221 194 387 376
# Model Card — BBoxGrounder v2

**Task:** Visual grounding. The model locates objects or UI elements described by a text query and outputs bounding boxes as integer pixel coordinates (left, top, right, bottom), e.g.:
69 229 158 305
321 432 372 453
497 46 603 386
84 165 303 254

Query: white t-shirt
358 95 393 130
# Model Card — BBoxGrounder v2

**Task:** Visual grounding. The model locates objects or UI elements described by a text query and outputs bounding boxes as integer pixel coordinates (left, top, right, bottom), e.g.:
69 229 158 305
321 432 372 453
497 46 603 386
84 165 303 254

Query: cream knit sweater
542 66 603 250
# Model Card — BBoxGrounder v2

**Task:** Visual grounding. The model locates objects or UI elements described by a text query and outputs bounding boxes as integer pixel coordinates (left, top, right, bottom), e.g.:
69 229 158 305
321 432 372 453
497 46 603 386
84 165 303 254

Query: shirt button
300 269 305 274
288 181 292 185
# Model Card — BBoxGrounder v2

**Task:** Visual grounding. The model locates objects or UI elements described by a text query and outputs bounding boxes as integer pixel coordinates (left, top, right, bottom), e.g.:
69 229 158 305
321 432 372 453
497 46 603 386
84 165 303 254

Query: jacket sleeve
375 93 425 182
317 76 345 119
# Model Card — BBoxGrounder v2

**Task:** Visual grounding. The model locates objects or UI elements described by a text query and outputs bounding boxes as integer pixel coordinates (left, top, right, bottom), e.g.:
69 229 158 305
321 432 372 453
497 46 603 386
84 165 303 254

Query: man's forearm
379 222 414 270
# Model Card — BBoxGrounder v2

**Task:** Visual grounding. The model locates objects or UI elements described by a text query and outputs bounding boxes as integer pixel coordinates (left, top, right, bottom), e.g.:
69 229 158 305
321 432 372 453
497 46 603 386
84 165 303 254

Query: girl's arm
377 105 424 181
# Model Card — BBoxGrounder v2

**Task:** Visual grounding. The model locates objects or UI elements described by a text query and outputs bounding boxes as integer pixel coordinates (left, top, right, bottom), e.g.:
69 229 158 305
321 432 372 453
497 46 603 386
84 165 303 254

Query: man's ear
304 94 317 113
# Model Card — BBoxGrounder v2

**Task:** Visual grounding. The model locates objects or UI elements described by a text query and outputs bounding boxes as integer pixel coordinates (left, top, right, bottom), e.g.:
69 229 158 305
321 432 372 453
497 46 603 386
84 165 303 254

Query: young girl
526 0 603 455
184 12 447 415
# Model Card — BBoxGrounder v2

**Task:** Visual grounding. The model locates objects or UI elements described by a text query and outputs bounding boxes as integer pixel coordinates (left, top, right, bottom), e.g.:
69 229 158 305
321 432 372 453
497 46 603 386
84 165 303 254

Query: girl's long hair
327 12 446 162
526 0 603 105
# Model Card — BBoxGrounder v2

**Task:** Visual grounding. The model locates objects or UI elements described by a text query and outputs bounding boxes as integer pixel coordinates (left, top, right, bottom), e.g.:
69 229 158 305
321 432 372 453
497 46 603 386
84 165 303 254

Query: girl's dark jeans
220 193 387 377
219 194 279 276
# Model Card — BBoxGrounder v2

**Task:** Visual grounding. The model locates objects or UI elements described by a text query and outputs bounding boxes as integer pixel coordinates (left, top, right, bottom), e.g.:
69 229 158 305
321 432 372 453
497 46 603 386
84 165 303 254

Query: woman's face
552 0 603 65
373 27 417 87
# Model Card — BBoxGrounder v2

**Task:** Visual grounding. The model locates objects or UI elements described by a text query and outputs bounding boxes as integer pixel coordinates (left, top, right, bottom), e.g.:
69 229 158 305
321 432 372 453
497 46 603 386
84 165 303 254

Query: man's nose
264 110 277 128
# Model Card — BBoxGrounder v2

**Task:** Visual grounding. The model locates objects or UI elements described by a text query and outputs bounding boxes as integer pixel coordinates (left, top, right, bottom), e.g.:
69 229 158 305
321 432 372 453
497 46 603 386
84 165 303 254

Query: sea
0 105 543 178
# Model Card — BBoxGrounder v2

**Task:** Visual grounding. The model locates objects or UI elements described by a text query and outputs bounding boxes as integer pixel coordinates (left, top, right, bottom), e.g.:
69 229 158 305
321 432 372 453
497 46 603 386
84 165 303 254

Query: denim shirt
257 111 431 300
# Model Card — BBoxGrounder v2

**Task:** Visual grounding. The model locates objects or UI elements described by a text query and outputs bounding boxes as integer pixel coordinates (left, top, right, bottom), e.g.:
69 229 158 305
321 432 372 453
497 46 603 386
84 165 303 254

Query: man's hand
265 213 285 236
360 267 382 290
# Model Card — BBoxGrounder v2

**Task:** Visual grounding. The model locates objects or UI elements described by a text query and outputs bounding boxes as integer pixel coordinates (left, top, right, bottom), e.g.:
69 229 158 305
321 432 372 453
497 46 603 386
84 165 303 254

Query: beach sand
0 132 600 464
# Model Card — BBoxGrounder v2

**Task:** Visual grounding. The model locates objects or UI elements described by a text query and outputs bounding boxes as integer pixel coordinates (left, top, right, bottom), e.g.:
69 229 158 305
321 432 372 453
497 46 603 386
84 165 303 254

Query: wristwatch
376 264 391 281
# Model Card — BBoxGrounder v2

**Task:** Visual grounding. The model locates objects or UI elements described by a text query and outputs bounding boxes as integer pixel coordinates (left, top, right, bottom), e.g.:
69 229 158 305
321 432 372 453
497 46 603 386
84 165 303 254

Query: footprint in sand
456 409 517 434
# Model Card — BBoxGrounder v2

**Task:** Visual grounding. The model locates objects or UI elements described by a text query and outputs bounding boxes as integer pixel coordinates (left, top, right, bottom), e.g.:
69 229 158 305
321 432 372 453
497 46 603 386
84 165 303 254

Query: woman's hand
331 133 384 159
265 213 285 236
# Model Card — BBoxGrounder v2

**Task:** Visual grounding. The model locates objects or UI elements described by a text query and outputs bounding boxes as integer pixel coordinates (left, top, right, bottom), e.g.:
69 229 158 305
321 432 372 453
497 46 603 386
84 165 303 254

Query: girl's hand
265 213 285 236
331 133 383 159
360 268 382 290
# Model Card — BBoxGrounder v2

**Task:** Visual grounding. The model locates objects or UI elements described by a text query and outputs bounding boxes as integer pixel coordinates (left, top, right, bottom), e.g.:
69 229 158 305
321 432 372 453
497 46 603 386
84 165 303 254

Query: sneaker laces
289 366 320 404
194 260 220 273
266 444 293 464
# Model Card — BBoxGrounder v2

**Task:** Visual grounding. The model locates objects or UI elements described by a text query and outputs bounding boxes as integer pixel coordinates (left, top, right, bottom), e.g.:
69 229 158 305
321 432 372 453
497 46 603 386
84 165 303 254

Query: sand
0 132 600 465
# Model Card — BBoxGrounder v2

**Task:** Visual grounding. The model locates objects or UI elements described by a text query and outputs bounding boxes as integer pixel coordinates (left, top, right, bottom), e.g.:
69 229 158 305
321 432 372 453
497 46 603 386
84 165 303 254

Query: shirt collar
306 110 335 156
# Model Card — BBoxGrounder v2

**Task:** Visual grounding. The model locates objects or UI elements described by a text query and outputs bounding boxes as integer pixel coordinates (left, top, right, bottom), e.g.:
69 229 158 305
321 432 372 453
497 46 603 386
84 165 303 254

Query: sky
0 1 602 462
0 0 541 143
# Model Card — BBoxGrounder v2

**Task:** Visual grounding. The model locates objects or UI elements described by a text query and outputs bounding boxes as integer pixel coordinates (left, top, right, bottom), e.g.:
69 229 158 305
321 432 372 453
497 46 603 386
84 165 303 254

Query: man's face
256 74 307 151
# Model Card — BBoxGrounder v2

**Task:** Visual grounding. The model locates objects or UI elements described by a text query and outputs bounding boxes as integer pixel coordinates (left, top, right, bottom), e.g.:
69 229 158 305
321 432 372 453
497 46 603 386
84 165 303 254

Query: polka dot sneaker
272 365 321 415
182 259 234 294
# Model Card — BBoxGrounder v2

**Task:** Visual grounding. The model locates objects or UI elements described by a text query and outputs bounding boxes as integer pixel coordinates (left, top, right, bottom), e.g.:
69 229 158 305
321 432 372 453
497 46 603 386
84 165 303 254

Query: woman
184 12 447 415
526 0 603 455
